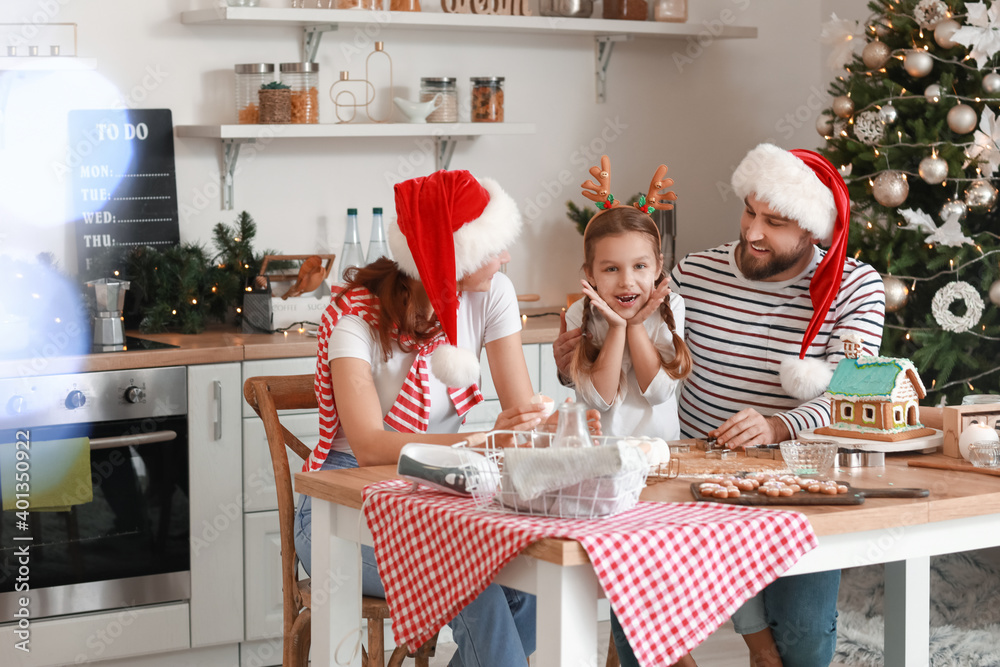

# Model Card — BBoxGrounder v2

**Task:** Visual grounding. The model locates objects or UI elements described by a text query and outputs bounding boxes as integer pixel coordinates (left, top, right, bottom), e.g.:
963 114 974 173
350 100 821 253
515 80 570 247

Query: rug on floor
834 547 1000 667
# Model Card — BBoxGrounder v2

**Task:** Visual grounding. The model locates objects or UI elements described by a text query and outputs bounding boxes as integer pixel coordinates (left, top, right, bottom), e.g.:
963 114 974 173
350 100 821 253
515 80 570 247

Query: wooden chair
244 374 438 667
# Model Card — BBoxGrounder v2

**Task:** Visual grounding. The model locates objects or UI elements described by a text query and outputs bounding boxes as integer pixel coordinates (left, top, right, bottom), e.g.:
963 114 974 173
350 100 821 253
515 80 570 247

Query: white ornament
918 155 949 184
964 179 999 211
904 50 934 77
879 104 899 124
935 18 962 48
914 0 948 29
990 279 1000 306
900 207 974 247
816 114 833 136
821 13 865 71
948 103 979 134
925 84 943 103
854 110 885 145
873 171 909 207
952 2 1000 69
966 107 1000 174
984 72 1000 93
932 281 985 333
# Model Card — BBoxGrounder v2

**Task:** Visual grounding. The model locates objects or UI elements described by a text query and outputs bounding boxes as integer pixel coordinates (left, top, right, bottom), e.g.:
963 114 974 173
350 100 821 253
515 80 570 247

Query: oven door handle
89 430 178 450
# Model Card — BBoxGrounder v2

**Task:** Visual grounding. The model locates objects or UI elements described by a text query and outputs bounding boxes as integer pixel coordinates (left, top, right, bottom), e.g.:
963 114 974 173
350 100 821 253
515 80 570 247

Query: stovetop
91 336 180 354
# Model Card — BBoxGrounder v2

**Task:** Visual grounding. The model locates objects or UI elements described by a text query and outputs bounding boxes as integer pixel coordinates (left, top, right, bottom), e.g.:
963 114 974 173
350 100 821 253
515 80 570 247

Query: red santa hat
389 169 521 388
731 143 851 401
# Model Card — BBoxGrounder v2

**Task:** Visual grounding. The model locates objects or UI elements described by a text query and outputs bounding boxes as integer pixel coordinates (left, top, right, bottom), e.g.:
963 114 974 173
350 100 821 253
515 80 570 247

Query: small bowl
968 441 1000 469
779 440 838 475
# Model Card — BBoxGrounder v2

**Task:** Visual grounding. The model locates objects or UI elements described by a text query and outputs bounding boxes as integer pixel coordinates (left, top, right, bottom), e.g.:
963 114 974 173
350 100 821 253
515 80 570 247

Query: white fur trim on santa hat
731 143 836 244
779 356 834 401
389 177 522 279
430 344 481 388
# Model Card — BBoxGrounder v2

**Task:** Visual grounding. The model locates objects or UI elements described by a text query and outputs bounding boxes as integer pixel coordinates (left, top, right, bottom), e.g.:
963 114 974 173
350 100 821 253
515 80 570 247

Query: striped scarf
307 286 483 472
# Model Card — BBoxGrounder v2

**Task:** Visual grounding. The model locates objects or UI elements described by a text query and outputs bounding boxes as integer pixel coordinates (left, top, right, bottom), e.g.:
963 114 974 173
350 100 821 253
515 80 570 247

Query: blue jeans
294 450 536 667
610 571 840 667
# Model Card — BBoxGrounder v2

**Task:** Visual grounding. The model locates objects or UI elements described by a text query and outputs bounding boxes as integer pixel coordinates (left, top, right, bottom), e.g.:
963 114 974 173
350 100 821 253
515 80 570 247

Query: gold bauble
990 280 1000 306
918 155 949 184
816 113 833 136
832 95 855 119
873 171 909 207
964 180 999 212
984 72 1000 94
862 40 892 69
883 275 909 312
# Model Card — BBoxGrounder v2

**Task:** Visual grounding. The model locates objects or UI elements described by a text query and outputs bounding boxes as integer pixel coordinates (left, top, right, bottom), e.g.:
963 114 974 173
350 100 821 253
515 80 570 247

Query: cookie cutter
836 448 885 467
705 448 737 460
745 444 783 460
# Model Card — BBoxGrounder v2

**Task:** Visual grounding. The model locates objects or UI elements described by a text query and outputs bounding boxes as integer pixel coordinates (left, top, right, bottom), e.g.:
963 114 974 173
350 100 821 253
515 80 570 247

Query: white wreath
931 281 985 333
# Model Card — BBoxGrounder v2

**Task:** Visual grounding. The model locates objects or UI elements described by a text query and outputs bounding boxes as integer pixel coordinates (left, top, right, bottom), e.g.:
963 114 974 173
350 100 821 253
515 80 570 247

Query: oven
0 365 190 620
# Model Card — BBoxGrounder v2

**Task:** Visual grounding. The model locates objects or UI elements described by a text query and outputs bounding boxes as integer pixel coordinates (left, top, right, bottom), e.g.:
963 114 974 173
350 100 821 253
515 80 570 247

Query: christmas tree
819 0 1000 406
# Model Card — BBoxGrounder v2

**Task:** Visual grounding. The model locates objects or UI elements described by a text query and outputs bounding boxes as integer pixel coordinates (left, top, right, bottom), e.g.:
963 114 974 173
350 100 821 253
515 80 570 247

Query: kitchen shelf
0 57 96 71
181 7 757 101
176 122 536 209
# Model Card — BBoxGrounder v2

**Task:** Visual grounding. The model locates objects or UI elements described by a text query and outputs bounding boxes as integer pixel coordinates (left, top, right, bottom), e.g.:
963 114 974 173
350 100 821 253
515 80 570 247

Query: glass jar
337 0 377 8
653 0 686 21
421 77 458 123
603 0 648 21
280 62 320 124
235 63 275 124
470 77 504 123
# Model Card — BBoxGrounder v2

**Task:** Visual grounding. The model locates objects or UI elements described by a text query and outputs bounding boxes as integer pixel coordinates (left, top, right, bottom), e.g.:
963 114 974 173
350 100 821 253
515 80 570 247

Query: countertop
0 308 563 376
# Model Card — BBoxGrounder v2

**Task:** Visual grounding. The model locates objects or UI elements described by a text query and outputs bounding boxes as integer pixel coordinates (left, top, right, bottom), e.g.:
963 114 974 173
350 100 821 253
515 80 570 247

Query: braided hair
570 207 692 385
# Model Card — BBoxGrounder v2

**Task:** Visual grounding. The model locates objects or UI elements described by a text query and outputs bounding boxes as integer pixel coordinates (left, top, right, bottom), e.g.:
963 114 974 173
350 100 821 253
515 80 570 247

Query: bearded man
668 143 885 666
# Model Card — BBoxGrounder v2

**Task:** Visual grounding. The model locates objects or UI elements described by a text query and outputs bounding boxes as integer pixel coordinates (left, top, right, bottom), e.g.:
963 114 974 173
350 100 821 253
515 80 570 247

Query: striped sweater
669 242 885 440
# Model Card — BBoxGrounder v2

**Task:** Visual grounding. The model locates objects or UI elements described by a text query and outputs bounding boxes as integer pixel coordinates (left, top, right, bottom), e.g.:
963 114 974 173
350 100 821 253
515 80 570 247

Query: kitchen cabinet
188 362 246 648
177 7 755 209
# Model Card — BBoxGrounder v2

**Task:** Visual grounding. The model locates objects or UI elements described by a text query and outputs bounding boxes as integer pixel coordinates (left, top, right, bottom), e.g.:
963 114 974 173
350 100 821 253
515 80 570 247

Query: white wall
1 0 870 307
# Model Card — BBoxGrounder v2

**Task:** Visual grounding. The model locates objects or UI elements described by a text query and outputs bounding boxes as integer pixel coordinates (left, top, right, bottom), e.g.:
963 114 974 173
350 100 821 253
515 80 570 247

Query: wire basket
459 430 650 520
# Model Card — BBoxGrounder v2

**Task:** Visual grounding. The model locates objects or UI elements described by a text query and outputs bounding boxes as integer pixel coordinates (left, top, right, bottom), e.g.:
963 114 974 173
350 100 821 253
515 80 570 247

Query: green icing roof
826 357 911 400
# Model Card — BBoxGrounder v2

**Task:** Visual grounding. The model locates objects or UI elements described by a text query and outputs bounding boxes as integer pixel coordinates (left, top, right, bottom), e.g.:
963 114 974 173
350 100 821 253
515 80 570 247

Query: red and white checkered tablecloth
363 480 817 666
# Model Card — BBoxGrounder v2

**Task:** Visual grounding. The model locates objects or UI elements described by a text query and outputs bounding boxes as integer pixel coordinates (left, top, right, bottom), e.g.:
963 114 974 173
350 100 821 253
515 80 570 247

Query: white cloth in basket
504 443 648 501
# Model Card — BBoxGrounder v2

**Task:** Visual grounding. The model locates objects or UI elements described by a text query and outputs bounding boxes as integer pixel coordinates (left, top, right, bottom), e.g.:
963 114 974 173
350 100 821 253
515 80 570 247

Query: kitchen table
296 456 1000 667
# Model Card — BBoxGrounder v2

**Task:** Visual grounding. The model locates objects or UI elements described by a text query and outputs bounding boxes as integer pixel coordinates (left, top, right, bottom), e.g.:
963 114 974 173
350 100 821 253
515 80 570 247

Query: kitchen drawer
242 357 316 417
243 411 319 513
243 511 284 641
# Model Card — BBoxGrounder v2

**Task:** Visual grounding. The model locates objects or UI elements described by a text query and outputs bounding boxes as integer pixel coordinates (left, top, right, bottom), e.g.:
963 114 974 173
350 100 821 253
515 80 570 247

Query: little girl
566 157 697 667
566 157 691 442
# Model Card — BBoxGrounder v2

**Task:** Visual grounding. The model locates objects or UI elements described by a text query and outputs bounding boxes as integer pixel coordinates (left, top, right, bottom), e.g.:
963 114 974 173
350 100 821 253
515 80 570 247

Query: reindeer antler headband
580 155 677 221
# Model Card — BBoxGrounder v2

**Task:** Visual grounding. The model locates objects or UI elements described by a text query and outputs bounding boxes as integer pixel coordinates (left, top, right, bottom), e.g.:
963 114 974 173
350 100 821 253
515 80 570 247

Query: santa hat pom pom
431 345 481 388
779 356 833 401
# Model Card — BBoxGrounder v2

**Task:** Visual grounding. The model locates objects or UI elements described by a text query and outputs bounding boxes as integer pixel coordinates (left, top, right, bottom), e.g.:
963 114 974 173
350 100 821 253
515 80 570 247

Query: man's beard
735 232 813 281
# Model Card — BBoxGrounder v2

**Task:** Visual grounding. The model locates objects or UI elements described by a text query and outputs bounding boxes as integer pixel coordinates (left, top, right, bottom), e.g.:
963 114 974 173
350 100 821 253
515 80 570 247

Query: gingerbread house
815 346 935 442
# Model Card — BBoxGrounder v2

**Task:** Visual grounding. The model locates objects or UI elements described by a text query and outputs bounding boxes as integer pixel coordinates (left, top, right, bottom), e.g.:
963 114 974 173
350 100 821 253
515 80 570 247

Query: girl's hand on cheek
628 281 671 326
581 279 626 328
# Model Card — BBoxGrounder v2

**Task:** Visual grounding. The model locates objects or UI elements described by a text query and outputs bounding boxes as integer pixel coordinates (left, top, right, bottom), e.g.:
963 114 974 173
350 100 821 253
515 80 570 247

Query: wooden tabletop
295 453 1000 567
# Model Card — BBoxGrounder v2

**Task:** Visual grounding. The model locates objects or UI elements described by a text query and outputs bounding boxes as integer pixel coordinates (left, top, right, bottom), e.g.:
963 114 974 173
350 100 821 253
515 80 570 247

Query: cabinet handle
90 431 178 450
213 380 223 440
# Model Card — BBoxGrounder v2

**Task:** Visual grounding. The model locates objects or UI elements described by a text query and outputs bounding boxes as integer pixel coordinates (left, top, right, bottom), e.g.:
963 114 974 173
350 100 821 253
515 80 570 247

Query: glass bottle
367 207 391 263
552 402 592 448
603 0 648 21
338 208 366 283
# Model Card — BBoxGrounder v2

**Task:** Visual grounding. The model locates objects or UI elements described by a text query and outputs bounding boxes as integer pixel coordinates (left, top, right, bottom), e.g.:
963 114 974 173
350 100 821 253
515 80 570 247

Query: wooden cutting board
689 483 929 506
907 453 1000 478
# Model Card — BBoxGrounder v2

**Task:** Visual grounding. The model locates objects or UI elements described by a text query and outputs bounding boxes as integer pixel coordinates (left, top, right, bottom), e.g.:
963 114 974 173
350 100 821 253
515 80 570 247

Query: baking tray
689 483 928 506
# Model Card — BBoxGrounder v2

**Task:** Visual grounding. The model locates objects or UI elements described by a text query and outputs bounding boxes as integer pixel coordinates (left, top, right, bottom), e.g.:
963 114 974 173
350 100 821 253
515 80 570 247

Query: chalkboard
68 109 179 273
